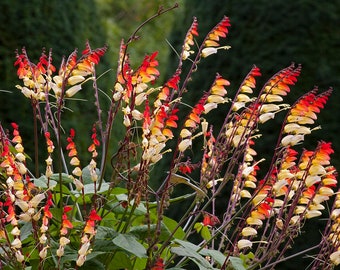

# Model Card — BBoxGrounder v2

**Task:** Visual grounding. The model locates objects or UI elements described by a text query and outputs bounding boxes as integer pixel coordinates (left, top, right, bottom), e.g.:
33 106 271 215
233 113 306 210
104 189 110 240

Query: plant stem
32 99 39 177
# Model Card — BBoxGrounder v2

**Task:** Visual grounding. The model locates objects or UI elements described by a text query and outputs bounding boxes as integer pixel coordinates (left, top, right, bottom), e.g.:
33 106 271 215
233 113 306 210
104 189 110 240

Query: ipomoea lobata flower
15 251 25 263
178 139 192 152
241 227 257 237
237 239 253 250
11 238 22 249
65 84 82 97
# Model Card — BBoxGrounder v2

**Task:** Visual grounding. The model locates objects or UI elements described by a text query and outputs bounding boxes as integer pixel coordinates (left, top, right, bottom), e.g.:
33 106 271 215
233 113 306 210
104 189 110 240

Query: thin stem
32 100 39 177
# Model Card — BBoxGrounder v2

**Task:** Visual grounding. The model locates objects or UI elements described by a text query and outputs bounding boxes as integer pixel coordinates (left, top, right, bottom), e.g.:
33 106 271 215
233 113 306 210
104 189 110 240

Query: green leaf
162 216 185 240
50 173 74 184
110 187 128 194
82 165 101 184
229 256 247 270
194 222 203 233
34 176 57 189
172 239 225 269
171 240 216 269
71 182 111 196
112 234 147 258
82 182 110 194
199 249 226 266
200 225 212 241
19 222 33 241
169 173 206 199
171 246 214 270
106 251 133 269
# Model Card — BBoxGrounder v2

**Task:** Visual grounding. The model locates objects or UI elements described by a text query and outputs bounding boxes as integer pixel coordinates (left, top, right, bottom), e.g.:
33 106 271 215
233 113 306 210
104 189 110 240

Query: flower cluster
77 209 101 266
15 41 106 101
182 17 198 60
0 11 338 270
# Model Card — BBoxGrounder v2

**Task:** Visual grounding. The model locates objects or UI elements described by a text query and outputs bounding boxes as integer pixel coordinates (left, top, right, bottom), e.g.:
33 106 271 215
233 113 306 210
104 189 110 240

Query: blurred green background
0 1 339 269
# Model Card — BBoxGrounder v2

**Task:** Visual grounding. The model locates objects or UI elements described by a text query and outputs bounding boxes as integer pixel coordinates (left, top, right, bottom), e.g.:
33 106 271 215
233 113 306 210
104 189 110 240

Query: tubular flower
232 66 261 111
203 16 231 48
133 51 159 84
53 41 107 98
66 129 84 189
83 209 102 235
328 191 340 265
154 71 180 108
14 48 55 100
202 212 220 227
225 104 260 148
1 124 27 181
293 142 337 220
204 74 230 113
281 89 332 146
151 258 165 270
40 191 53 236
178 95 207 152
44 132 54 179
76 209 101 269
87 125 100 182
60 206 73 236
142 103 179 164
182 17 198 60
260 64 300 104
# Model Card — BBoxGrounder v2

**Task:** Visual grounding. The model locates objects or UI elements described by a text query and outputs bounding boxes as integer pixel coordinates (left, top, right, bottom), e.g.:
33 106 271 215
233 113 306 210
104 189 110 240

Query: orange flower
285 89 331 127
60 206 73 235
260 64 300 104
204 16 231 48
232 66 261 111
182 17 199 60
134 52 159 83
15 48 55 100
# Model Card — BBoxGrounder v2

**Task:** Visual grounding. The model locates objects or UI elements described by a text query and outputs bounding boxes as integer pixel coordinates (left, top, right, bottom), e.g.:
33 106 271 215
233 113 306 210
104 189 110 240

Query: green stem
32 100 39 177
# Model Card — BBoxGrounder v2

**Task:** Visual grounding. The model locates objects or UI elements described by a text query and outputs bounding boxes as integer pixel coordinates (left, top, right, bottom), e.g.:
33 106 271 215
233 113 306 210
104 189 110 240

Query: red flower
151 258 164 270
204 16 231 47
202 212 220 227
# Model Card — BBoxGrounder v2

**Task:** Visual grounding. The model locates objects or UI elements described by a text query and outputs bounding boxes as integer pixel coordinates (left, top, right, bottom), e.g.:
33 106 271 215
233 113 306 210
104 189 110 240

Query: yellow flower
11 238 22 249
76 255 87 267
237 239 253 250
15 251 25 263
201 47 218 58
11 226 20 236
60 236 71 246
68 75 85 85
39 246 49 259
241 227 257 237
65 84 82 97
178 139 192 152
330 250 340 265
305 210 322 219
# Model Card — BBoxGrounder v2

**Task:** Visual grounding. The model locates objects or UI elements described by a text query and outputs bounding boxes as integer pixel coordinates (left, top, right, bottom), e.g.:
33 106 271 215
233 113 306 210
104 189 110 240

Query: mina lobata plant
0 4 338 270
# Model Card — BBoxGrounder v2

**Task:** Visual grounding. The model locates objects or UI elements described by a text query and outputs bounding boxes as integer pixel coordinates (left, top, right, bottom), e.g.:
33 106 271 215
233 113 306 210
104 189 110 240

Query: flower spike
182 17 199 60
204 16 231 48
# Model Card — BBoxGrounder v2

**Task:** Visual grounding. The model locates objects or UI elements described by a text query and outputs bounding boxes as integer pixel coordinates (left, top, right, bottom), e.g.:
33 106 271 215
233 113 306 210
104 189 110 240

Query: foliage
0 5 339 270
